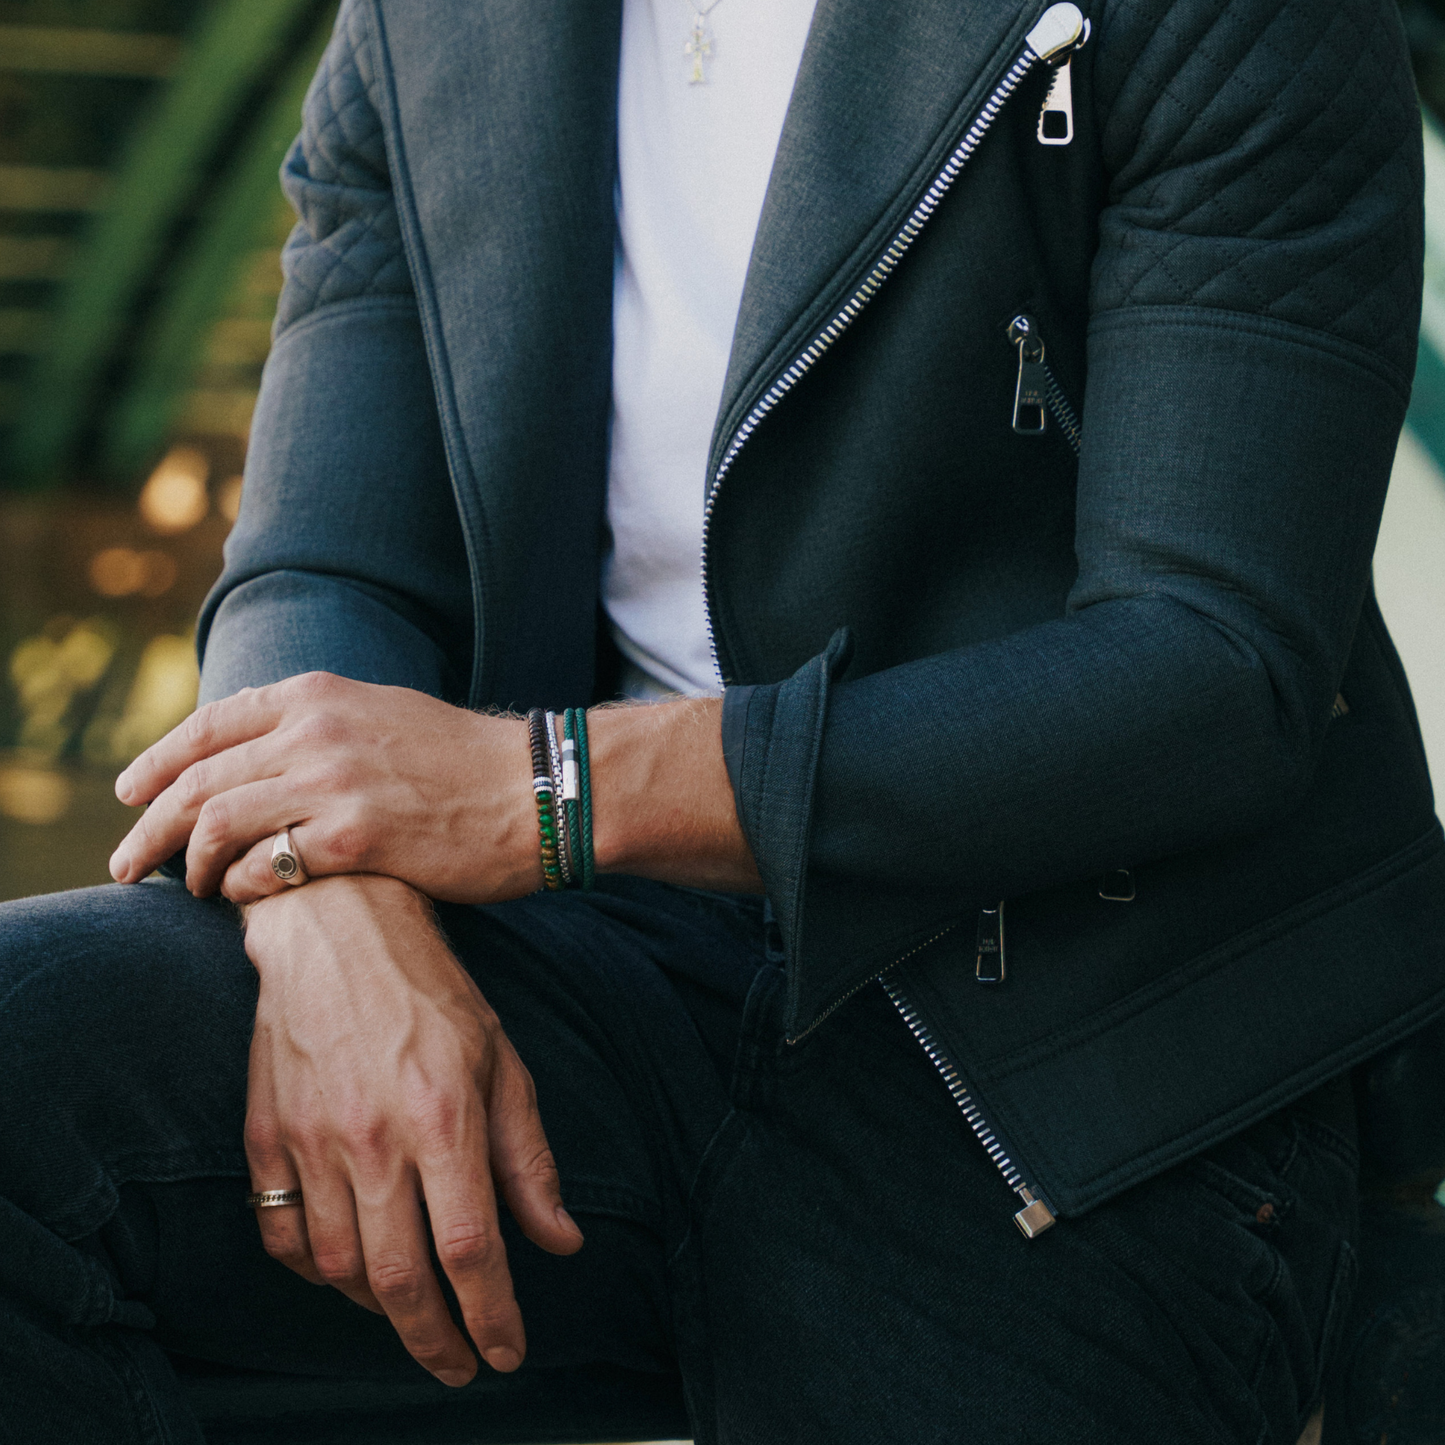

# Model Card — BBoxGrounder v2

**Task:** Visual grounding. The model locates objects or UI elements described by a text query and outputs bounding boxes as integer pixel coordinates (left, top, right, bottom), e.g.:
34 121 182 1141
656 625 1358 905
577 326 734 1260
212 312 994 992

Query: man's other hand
241 874 583 1385
107 673 542 904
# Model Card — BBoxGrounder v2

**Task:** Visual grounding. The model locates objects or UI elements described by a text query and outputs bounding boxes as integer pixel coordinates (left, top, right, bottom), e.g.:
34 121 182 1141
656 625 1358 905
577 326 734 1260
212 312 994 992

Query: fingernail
435 1367 474 1388
483 1346 521 1373
555 1205 583 1239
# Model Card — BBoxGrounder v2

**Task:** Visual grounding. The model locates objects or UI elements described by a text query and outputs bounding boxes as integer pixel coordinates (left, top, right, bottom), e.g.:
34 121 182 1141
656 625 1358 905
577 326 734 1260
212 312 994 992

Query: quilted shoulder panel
275 0 413 335
1090 0 1423 383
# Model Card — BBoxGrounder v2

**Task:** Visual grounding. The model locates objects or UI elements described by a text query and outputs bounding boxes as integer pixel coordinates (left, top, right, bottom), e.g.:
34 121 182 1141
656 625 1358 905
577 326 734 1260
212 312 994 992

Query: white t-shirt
603 0 819 696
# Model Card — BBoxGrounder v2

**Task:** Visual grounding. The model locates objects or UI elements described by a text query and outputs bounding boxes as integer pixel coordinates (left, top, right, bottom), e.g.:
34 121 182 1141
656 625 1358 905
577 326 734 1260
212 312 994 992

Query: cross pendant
684 20 712 84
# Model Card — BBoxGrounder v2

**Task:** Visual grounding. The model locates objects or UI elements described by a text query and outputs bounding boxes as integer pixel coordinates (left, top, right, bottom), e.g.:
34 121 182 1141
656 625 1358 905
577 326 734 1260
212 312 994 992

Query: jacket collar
713 0 1043 466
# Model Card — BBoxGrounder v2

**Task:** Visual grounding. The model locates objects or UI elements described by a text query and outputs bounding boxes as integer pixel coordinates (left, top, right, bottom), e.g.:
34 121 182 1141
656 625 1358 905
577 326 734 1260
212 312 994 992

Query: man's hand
107 672 761 903
107 673 541 904
241 874 583 1384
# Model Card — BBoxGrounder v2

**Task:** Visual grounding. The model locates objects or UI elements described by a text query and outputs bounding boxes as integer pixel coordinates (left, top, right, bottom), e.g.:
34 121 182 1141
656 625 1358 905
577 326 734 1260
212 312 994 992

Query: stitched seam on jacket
365 0 492 708
1032 975 1445 1208
979 821 1443 1079
269 292 419 349
1088 302 1414 400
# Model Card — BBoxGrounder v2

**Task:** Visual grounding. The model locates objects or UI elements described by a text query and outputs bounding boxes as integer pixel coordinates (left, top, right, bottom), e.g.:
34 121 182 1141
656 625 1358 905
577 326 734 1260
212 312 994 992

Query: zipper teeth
785 921 960 1046
1043 368 1082 454
880 972 1029 1198
700 48 1041 683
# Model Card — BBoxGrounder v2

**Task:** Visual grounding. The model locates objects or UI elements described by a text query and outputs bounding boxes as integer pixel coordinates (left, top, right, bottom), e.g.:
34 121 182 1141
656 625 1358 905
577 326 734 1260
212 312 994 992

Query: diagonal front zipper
712 5 1089 1232
881 972 1059 1238
700 1 1089 685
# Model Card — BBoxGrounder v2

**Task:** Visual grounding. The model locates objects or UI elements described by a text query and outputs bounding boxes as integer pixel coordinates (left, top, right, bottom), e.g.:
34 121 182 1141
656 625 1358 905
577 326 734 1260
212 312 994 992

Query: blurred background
0 0 1443 901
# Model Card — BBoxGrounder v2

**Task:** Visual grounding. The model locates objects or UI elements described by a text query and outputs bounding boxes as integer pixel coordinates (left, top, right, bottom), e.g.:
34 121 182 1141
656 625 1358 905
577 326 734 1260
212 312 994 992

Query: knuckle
339 1106 391 1160
325 821 369 871
192 796 231 848
293 715 347 753
467 1299 520 1342
176 759 210 810
295 671 339 703
283 1113 331 1162
406 1338 459 1371
408 1091 463 1152
367 1253 427 1305
309 757 355 794
243 1115 281 1161
434 1222 500 1274
260 1231 308 1268
312 1246 364 1287
500 1141 559 1193
184 703 218 751
220 865 258 904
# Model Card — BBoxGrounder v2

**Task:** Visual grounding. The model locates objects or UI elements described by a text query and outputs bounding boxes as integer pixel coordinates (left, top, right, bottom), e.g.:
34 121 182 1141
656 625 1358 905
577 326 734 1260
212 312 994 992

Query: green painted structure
1 0 1445 492
0 0 335 489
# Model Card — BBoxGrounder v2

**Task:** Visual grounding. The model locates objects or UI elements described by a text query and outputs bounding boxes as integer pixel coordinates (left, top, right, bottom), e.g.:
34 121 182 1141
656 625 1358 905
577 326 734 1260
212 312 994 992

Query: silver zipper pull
975 902 1006 983
1026 3 1085 62
1037 56 1074 145
1007 315 1048 435
1013 1189 1057 1238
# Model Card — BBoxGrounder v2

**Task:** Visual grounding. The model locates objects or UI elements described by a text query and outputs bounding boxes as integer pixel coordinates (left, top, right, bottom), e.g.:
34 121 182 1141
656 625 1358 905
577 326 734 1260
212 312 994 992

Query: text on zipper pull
975 902 1006 982
1007 315 1049 435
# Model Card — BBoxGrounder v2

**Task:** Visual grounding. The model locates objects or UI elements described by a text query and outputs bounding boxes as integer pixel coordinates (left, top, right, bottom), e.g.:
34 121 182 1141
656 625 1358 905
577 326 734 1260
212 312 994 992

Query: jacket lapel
715 0 1041 463
374 0 623 705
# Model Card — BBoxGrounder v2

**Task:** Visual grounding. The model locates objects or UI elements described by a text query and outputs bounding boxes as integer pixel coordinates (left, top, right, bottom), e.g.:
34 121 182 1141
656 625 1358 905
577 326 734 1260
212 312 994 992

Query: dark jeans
0 876 1360 1444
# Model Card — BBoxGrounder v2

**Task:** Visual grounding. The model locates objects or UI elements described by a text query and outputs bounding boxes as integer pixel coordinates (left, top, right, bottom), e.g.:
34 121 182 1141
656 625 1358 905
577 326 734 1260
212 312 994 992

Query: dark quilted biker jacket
199 0 1445 1228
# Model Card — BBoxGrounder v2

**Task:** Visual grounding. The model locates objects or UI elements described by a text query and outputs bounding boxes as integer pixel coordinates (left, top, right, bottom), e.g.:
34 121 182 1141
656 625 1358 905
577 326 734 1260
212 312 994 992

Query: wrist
243 873 425 968
586 698 761 892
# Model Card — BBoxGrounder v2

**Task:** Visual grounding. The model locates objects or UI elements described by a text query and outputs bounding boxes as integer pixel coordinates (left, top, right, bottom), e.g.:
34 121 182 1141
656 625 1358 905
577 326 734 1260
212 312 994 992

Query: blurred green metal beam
0 25 182 78
4 0 322 487
0 166 109 213
101 14 333 475
0 311 50 354
0 236 72 282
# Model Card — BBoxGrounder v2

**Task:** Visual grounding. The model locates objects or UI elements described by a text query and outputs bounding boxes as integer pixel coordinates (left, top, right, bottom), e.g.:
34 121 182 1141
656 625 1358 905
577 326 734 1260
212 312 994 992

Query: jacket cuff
720 684 755 801
730 629 852 1034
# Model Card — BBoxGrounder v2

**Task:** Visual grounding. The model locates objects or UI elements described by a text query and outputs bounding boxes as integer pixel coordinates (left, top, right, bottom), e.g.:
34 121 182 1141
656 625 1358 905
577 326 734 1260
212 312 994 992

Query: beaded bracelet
566 707 596 891
526 708 564 891
543 710 574 888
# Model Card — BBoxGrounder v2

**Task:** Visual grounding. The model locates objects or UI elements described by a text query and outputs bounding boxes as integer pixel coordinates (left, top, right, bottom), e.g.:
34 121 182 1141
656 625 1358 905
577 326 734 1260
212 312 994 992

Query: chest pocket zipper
1007 313 1081 454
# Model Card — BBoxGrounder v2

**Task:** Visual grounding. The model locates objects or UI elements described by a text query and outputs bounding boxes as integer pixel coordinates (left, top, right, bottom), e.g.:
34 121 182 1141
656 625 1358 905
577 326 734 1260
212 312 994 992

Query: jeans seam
90 1334 175 1445
670 1106 749 1272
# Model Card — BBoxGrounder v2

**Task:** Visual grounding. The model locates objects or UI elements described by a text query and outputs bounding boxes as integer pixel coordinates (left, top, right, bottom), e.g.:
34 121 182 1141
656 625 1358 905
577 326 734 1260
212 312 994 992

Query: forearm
114 677 759 903
589 698 762 894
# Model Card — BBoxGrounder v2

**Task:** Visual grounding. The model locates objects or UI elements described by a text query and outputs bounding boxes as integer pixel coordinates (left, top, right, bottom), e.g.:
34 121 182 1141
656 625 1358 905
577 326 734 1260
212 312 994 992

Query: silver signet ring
270 830 307 886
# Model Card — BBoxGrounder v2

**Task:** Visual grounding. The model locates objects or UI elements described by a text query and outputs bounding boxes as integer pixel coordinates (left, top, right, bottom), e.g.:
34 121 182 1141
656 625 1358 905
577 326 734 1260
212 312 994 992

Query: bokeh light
88 547 147 597
88 547 178 599
101 634 199 765
139 446 211 535
9 619 118 757
0 768 72 826
218 474 244 524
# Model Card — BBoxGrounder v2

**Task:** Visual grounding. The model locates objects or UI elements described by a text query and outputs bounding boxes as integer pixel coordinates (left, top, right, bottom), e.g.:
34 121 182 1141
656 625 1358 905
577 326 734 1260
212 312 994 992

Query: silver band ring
246 1188 303 1208
270 830 307 886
